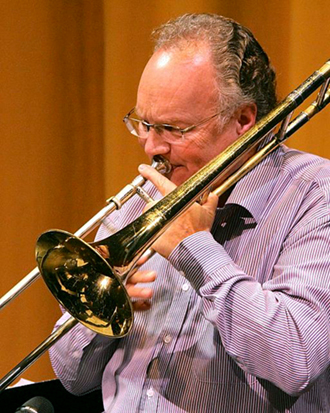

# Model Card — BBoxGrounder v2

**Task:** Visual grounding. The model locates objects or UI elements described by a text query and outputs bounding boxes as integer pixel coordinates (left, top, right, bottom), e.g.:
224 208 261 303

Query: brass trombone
0 60 329 392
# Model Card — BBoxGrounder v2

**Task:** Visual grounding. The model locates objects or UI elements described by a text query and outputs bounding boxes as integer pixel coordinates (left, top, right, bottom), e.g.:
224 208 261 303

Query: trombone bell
36 230 133 337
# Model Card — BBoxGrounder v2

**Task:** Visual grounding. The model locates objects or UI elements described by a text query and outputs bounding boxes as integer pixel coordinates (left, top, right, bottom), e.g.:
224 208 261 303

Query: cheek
184 150 217 179
183 144 210 167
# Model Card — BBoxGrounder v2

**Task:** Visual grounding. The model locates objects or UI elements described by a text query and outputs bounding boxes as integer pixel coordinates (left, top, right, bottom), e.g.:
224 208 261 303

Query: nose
141 128 171 157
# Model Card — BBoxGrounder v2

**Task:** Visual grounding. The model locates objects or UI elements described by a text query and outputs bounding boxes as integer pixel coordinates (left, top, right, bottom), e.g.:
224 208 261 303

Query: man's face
136 44 241 186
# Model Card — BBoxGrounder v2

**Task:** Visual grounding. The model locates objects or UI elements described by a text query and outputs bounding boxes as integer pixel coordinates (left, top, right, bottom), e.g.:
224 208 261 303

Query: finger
203 192 219 213
132 300 152 311
128 270 156 285
138 164 176 197
126 285 154 300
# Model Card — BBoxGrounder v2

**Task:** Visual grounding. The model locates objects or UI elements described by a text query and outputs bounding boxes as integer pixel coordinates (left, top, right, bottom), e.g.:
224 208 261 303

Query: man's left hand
138 164 218 258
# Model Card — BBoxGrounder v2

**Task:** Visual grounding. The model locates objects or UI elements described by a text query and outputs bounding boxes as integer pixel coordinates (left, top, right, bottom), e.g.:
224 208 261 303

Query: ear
235 103 257 136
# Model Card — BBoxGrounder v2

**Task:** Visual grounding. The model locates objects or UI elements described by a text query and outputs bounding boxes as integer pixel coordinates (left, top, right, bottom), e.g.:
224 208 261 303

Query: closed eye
162 124 179 132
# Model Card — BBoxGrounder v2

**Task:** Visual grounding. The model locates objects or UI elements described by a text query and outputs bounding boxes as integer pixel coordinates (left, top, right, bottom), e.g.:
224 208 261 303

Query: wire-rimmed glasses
123 108 220 143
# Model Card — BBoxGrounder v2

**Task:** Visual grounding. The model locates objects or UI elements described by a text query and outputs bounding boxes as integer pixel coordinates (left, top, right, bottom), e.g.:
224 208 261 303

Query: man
50 14 330 412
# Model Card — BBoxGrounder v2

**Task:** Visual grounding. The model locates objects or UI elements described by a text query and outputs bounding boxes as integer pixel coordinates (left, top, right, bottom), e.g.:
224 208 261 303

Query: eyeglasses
123 108 220 144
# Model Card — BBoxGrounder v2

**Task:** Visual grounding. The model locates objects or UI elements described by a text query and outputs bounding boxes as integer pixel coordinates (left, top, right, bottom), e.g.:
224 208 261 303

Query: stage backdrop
0 0 329 386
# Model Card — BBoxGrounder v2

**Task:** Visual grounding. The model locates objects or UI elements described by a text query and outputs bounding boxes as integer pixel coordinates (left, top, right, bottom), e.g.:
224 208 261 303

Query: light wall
0 0 329 385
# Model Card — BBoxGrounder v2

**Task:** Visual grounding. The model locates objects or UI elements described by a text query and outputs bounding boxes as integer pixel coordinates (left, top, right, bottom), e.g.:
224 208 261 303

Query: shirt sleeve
49 310 118 395
168 214 330 396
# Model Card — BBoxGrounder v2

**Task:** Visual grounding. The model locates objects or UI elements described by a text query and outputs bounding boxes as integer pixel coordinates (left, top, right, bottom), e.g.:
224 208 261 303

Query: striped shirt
50 145 330 412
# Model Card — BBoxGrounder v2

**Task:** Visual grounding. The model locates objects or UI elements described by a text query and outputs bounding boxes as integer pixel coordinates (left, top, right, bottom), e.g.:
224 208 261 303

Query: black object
15 396 54 413
0 379 103 413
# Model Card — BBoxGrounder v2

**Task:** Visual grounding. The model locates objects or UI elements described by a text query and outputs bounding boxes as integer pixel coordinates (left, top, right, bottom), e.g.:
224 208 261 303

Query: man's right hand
126 269 156 311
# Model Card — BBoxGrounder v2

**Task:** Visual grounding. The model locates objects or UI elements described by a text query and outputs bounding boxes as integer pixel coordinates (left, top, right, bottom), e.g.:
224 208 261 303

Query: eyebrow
135 109 192 127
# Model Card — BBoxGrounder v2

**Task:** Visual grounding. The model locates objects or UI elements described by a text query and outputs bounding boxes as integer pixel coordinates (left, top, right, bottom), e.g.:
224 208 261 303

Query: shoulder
278 145 330 217
281 146 330 183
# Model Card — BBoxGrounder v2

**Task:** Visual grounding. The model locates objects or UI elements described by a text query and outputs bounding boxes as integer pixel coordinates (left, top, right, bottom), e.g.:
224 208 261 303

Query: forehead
141 43 215 83
137 44 219 119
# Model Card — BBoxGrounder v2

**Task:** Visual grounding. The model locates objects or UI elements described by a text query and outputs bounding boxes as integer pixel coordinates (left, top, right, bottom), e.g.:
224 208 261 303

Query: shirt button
146 387 154 398
181 282 189 291
163 334 172 344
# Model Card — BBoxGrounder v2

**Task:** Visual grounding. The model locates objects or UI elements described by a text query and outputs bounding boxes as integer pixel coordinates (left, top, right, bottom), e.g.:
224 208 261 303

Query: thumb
138 163 176 197
202 191 219 215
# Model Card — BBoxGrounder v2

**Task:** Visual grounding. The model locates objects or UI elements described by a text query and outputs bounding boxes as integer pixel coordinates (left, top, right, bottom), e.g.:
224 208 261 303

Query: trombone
0 60 329 392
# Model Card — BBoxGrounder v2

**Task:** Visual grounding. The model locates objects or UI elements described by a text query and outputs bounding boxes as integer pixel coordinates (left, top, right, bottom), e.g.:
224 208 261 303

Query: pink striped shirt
50 145 330 412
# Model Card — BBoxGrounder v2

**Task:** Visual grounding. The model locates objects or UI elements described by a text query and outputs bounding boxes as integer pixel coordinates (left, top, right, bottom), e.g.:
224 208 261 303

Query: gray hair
152 13 277 123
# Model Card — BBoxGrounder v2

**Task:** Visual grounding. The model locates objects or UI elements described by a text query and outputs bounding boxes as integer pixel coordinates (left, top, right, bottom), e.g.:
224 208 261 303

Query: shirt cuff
168 231 234 291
